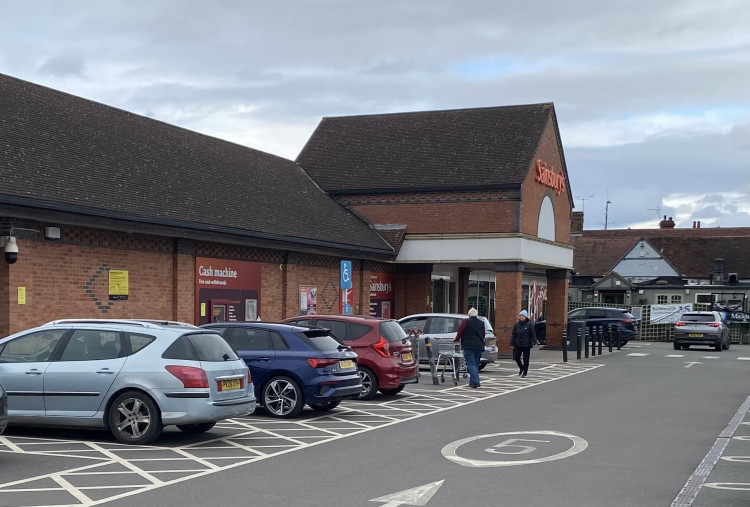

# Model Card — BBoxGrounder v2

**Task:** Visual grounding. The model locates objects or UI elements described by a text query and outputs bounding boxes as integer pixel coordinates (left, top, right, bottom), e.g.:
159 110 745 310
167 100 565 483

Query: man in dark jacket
511 310 537 378
454 308 486 388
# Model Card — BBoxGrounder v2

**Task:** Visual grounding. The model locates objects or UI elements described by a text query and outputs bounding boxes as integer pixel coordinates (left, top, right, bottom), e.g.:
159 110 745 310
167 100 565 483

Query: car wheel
380 385 405 395
176 422 216 434
309 400 341 412
673 342 680 350
715 341 722 352
108 391 163 445
263 376 304 418
682 345 690 349
725 340 730 350
356 367 379 400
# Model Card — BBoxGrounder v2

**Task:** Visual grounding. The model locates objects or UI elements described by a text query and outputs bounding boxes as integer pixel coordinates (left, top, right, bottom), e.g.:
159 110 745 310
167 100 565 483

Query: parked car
397 313 498 370
200 322 362 417
0 319 256 444
535 307 637 346
673 311 730 351
280 315 418 399
0 383 7 435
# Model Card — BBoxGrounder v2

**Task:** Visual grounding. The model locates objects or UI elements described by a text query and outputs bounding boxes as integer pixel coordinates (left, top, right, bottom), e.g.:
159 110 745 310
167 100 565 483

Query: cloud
38 54 86 77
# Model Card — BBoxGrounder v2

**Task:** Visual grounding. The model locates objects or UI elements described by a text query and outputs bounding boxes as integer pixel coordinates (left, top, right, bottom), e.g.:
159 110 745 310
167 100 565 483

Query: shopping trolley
436 343 468 385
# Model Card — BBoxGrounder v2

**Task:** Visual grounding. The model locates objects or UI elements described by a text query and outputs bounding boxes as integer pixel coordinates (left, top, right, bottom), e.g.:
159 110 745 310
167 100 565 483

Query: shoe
469 383 479 388
518 368 523 376
522 372 527 378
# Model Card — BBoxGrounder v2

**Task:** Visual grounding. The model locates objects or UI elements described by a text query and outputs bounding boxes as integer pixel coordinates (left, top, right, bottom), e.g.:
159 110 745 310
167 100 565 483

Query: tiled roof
373 224 407 251
0 74 394 256
296 103 555 193
572 228 750 279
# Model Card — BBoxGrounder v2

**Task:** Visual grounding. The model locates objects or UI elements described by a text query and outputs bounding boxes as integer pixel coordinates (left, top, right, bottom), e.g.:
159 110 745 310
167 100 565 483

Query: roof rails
44 319 197 329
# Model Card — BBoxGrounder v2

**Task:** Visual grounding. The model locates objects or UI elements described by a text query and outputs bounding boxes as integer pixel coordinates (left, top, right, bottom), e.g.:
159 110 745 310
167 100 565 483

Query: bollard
598 325 603 355
584 326 589 359
562 329 568 362
591 325 596 357
616 326 622 350
577 326 582 360
607 324 613 353
424 337 439 385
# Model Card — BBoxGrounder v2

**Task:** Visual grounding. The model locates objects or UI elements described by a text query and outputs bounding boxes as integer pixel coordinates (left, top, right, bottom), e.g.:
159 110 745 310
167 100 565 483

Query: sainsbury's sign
535 159 566 195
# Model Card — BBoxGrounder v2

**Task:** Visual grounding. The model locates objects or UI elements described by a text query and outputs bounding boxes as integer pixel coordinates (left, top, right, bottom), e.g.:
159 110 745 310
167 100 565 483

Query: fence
563 302 749 345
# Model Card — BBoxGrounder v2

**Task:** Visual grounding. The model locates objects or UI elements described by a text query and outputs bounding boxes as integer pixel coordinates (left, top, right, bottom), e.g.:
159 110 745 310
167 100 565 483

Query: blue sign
340 260 352 290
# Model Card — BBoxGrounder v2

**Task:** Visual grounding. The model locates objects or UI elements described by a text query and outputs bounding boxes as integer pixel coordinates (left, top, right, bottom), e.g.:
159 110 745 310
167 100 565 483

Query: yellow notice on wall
18 287 26 305
109 270 129 301
200 303 207 317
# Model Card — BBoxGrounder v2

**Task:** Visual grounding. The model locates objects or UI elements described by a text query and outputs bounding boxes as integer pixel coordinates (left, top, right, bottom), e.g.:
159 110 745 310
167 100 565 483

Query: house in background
569 212 750 321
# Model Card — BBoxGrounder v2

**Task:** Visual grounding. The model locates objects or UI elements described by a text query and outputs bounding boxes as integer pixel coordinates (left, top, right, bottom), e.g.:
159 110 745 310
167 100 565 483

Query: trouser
513 346 531 374
462 348 483 385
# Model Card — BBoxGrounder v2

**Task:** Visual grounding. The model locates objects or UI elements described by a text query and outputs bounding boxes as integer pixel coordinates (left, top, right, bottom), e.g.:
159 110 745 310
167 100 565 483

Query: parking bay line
0 362 600 507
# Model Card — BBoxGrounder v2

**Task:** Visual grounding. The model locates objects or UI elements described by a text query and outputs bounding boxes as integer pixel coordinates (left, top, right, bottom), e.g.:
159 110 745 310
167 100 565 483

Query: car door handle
250 357 271 362
96 369 115 374
25 369 43 375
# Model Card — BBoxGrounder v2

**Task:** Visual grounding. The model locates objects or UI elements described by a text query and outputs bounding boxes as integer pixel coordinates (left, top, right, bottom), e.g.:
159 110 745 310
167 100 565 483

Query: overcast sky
2 1 748 230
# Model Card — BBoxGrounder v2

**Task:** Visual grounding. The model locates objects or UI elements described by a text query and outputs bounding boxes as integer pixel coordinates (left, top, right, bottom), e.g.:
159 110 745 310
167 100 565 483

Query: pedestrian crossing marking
737 357 750 361
702 356 720 359
665 354 684 358
627 353 649 356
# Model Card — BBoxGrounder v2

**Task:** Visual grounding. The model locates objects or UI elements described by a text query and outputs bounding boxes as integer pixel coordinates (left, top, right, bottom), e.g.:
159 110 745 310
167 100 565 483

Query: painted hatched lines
0 361 598 507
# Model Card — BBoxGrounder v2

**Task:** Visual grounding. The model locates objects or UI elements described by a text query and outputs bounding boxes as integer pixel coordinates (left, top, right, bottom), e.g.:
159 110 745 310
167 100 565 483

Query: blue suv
201 323 362 418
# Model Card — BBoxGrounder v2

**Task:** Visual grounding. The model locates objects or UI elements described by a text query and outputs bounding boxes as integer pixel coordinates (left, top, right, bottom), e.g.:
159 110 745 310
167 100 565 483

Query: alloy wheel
263 378 302 417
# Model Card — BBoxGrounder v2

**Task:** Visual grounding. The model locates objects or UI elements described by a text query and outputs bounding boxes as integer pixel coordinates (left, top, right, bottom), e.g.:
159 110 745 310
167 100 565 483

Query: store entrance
431 277 456 313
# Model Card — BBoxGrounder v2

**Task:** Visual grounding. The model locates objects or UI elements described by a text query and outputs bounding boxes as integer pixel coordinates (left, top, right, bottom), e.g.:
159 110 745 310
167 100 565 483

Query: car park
397 313 498 370
280 314 418 399
673 311 730 351
200 322 362 417
0 319 255 444
535 307 637 346
0 383 7 435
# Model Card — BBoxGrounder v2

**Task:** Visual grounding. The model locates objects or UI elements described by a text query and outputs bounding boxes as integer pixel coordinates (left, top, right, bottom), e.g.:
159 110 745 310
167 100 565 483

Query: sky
1 0 748 230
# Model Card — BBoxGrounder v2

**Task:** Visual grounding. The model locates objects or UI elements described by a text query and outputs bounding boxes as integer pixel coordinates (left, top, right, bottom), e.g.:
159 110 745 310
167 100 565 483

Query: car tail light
306 358 340 368
675 322 686 327
166 365 208 388
247 369 252 384
372 336 390 357
707 322 720 327
620 319 632 324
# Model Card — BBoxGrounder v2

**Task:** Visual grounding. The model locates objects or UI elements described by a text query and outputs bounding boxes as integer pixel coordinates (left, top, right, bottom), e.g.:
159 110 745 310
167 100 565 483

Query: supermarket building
0 73 574 351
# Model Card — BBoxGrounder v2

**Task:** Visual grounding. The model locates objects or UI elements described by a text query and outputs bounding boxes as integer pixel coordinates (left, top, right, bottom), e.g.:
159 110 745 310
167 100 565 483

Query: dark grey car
673 311 730 351
0 383 7 435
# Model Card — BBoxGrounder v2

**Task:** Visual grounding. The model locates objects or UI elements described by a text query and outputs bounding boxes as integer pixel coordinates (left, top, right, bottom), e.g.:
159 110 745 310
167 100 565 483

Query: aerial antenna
605 200 612 230
647 207 661 225
575 195 594 213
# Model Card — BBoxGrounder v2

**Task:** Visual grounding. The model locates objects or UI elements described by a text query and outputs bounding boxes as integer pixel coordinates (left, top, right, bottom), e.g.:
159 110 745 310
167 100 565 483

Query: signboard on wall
340 260 353 315
528 281 547 322
109 270 129 301
369 272 395 318
195 258 261 325
299 285 317 315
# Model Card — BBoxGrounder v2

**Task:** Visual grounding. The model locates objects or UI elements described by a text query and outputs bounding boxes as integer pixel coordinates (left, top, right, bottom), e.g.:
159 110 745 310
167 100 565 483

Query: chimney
697 221 700 228
571 211 584 236
659 216 675 229
713 258 725 284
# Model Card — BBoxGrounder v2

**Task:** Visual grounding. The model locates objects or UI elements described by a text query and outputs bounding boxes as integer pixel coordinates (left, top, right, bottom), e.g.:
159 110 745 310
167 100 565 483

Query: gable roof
0 74 394 257
573 228 750 279
610 238 681 281
296 103 556 194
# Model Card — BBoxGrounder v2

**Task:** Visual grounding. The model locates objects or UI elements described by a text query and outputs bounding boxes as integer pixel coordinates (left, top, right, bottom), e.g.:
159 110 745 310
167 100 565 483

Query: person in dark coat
511 310 537 378
453 307 486 388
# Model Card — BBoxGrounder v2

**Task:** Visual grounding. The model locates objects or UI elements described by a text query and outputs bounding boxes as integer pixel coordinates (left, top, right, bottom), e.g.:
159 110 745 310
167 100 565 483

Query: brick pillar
458 267 470 314
174 239 195 323
494 262 524 356
545 269 570 348
397 264 432 317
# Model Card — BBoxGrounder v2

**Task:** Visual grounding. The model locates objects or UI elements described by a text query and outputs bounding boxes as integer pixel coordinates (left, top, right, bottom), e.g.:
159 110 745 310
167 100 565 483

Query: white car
397 313 498 370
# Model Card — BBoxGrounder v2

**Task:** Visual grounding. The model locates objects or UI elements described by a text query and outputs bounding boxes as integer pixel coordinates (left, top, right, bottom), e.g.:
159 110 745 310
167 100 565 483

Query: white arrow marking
370 480 444 506
684 362 702 368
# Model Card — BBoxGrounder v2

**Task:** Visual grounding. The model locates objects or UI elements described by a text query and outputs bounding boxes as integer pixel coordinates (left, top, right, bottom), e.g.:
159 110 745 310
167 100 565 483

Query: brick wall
494 270 524 354
520 118 572 242
545 273 569 348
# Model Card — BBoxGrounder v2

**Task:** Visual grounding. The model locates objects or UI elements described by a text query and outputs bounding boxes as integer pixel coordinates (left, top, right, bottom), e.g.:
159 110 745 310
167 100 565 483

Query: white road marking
441 431 588 467
737 357 750 361
684 362 702 368
627 353 649 357
704 483 750 491
701 356 720 359
665 355 685 358
369 480 444 506
0 362 600 507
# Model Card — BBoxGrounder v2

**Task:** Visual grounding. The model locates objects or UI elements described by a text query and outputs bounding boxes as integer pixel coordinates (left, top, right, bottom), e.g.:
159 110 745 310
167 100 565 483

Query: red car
280 315 418 399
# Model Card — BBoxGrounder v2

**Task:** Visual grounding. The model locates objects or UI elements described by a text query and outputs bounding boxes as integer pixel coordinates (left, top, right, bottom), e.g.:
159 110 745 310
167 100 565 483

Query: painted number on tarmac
441 431 587 467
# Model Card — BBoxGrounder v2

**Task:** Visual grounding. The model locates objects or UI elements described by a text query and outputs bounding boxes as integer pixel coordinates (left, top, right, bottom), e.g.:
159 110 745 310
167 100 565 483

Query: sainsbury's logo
535 159 566 195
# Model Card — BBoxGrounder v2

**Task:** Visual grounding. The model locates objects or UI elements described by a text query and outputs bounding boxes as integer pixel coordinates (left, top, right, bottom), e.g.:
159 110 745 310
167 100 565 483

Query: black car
535 307 637 346
0 383 8 435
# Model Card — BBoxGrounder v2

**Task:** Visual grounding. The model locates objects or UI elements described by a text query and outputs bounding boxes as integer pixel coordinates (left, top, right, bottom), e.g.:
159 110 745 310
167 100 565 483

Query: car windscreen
295 329 346 351
681 314 717 323
380 321 407 343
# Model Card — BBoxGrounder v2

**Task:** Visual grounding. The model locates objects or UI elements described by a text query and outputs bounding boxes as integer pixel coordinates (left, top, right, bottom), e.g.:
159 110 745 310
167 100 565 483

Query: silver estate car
673 311 730 351
0 319 256 444
398 313 498 370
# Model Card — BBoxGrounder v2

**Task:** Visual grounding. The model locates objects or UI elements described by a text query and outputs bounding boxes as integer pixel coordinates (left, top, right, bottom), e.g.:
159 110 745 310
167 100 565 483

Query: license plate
688 333 703 338
338 360 355 369
402 352 413 362
219 379 241 391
